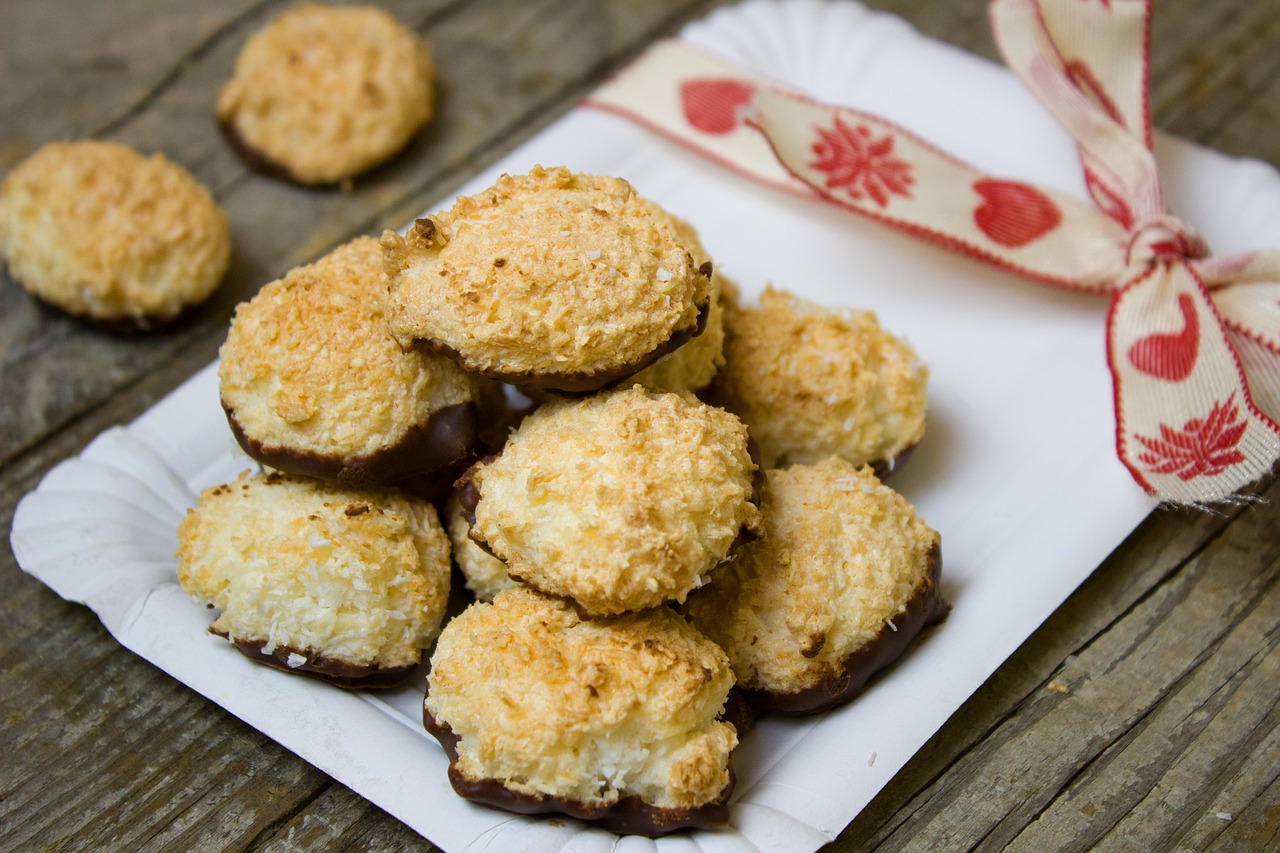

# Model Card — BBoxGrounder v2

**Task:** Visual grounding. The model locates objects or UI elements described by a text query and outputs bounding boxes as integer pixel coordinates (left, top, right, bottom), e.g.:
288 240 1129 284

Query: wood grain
2 0 1277 851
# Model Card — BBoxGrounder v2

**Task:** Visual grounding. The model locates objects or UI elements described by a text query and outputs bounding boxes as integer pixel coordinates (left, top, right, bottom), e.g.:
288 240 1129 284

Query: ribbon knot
587 0 1280 503
1125 215 1209 270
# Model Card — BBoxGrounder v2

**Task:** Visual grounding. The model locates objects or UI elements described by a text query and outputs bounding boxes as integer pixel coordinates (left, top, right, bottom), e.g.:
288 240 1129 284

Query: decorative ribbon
584 0 1280 505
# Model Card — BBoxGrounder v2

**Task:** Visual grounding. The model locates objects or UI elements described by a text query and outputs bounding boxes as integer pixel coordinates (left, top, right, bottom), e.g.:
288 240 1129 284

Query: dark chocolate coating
422 703 733 836
212 630 417 689
393 455 476 510
721 687 759 736
218 119 311 186
416 281 713 396
224 401 478 488
739 540 949 715
868 441 919 480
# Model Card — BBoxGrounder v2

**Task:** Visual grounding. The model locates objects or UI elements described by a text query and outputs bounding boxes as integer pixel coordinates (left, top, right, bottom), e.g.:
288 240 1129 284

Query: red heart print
1127 292 1200 382
680 79 756 135
972 179 1063 248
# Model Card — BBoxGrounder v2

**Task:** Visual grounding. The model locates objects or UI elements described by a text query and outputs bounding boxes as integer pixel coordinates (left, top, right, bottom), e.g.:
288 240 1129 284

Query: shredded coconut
286 652 307 668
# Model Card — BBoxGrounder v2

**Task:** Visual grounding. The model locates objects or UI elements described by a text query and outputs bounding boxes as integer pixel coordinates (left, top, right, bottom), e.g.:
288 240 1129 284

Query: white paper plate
13 2 1280 850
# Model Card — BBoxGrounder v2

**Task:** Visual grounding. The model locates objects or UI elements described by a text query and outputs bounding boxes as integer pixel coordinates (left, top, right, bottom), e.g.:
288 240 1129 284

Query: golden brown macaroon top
382 166 711 390
219 236 482 465
716 285 928 469
216 4 434 185
683 458 940 699
0 140 230 327
176 470 452 672
425 586 737 811
464 385 762 616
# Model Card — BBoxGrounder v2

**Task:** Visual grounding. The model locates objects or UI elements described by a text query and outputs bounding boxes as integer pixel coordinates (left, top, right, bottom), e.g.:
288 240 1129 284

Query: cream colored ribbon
586 0 1280 504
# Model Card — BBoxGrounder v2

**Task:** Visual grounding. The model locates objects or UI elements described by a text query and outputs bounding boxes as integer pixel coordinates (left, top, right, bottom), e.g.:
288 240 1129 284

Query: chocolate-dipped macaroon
175 470 452 688
381 166 712 394
714 285 928 474
219 236 486 486
683 457 947 714
423 587 738 835
459 385 762 617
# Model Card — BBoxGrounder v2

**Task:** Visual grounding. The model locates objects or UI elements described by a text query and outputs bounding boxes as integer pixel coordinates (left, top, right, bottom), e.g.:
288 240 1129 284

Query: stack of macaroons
174 163 946 836
178 233 484 690
379 168 764 832
217 235 488 488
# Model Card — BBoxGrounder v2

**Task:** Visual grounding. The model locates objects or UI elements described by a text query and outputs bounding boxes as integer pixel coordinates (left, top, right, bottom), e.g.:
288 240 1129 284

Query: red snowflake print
1134 395 1248 481
809 117 913 207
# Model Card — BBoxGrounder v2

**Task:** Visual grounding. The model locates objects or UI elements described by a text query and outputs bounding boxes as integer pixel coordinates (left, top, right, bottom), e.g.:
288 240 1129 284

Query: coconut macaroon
216 4 434 185
0 140 230 331
219 236 484 486
445 493 518 602
382 166 712 393
630 214 727 395
175 470 452 688
459 385 762 616
683 458 947 714
715 286 928 472
423 587 738 835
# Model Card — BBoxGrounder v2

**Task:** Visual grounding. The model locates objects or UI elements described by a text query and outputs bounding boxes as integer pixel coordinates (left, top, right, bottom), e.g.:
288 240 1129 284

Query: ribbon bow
587 0 1280 504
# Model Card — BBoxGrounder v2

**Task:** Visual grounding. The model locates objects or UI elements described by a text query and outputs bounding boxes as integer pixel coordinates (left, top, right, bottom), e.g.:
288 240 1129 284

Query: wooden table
3 1 1277 849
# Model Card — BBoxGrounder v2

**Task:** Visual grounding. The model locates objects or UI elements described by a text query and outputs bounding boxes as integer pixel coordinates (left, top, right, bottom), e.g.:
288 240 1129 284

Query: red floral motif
1134 395 1248 481
809 117 913 207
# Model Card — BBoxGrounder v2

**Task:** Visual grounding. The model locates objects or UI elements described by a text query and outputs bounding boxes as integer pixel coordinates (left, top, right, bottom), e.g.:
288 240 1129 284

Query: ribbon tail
990 0 1163 222
1108 261 1280 502
1203 249 1280 428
